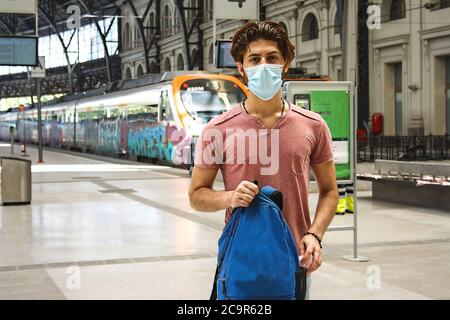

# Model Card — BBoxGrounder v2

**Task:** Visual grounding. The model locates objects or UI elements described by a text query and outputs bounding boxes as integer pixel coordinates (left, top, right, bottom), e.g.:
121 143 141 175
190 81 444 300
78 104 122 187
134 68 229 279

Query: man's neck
244 92 284 118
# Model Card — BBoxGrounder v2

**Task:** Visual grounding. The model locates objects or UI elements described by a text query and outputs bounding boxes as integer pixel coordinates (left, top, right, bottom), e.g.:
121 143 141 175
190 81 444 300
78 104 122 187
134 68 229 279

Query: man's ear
283 64 289 75
236 62 245 77
236 62 248 84
282 64 289 79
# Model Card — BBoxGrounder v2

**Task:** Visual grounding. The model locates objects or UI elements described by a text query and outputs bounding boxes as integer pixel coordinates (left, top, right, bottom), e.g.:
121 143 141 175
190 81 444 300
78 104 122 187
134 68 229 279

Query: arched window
163 5 171 37
209 43 214 65
334 12 341 35
164 57 171 71
439 0 450 9
191 49 198 69
390 0 406 21
146 19 151 44
135 24 142 48
186 0 195 30
204 0 211 21
124 23 131 50
125 67 132 79
148 12 155 41
177 53 184 70
302 13 319 42
174 7 181 33
136 65 144 77
150 61 157 73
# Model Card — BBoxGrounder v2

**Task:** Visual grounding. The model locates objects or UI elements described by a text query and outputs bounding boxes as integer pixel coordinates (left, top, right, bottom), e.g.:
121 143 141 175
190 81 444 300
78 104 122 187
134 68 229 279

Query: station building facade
119 0 450 136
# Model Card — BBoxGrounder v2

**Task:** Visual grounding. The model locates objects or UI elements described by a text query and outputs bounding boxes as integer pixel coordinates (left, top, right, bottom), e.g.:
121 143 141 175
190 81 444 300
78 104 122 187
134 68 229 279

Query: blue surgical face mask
244 64 283 101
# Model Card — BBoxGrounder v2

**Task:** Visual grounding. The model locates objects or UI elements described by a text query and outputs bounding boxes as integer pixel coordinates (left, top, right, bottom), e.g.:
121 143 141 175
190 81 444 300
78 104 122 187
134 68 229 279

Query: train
0 71 248 171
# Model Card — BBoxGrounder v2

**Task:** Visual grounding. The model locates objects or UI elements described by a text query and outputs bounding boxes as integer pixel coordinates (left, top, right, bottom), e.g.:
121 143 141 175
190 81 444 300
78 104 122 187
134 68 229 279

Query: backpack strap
260 185 283 211
295 266 308 300
209 265 219 300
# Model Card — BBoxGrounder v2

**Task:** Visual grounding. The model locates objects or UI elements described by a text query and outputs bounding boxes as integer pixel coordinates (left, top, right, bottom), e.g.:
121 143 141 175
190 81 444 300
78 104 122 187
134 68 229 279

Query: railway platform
0 143 449 299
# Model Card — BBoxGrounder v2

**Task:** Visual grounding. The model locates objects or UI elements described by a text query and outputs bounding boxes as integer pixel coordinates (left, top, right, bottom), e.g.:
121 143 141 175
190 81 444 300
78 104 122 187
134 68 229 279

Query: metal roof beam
124 0 153 74
77 0 113 83
38 3 75 93
174 0 203 70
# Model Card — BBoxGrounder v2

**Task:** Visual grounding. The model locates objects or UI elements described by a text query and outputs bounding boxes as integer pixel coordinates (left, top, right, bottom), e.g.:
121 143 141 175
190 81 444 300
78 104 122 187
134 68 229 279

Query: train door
158 89 174 123
158 89 178 163
118 104 128 156
127 102 158 159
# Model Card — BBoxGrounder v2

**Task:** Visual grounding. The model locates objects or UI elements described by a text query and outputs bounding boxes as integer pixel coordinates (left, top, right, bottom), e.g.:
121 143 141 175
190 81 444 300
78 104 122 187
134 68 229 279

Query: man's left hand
300 234 323 276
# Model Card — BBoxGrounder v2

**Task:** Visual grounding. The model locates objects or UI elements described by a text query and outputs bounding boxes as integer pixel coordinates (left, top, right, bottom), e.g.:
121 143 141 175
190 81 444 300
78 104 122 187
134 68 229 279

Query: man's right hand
228 180 259 209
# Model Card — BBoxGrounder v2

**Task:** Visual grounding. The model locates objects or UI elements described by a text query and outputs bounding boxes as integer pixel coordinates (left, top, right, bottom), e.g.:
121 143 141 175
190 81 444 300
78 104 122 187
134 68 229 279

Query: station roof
0 0 118 37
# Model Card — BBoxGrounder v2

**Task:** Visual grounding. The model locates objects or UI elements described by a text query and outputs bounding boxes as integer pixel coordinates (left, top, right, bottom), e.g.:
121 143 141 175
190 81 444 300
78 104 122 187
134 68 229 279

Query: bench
357 160 450 211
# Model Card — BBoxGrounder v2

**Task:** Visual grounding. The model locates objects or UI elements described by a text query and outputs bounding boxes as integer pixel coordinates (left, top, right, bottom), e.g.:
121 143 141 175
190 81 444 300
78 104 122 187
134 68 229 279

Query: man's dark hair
230 21 295 67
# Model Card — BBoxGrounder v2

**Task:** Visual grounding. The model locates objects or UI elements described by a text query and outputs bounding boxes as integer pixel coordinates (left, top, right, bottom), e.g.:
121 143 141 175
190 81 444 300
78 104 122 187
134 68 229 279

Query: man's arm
300 160 338 275
308 160 339 240
188 166 259 212
188 166 231 212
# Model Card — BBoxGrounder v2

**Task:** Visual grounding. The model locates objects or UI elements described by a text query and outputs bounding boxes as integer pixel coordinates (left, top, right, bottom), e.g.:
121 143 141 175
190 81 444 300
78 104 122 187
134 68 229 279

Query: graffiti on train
127 121 191 163
99 120 120 154
6 117 193 165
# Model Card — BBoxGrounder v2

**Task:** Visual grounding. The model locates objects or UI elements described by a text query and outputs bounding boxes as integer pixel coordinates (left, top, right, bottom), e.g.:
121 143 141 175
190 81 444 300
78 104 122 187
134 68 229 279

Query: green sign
310 90 351 180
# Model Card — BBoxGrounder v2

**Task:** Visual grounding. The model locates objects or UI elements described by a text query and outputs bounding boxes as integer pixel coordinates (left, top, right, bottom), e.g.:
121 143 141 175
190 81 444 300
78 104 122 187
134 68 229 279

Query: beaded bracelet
303 232 323 249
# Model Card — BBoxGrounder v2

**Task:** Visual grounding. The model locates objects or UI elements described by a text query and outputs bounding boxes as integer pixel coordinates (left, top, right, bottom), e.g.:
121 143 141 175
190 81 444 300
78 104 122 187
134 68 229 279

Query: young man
188 21 338 294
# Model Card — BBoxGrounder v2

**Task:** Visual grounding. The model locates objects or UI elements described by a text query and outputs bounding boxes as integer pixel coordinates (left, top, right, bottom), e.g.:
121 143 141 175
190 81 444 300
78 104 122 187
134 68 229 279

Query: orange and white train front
170 74 248 170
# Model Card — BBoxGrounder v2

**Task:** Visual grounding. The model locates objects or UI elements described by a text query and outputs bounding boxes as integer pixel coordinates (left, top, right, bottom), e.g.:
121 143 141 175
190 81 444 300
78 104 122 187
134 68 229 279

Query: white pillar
345 0 357 85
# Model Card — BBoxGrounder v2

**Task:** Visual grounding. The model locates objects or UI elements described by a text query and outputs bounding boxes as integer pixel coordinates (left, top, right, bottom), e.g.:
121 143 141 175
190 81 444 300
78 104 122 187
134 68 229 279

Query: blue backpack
210 184 307 300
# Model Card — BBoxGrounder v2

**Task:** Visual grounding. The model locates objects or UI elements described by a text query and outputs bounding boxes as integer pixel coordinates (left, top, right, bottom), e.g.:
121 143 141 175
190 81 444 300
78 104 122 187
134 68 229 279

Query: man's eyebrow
247 51 281 58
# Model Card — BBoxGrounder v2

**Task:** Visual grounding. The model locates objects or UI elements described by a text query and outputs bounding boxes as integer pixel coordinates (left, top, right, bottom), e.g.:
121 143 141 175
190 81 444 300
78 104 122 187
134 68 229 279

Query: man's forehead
245 40 281 56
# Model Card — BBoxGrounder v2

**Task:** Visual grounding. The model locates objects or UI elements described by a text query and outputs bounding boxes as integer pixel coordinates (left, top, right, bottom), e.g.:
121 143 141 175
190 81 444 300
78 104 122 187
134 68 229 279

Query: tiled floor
0 143 449 299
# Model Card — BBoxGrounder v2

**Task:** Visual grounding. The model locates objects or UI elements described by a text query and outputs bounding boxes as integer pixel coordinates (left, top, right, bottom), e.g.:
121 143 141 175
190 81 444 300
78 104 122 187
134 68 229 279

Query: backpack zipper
221 278 227 299
218 212 242 300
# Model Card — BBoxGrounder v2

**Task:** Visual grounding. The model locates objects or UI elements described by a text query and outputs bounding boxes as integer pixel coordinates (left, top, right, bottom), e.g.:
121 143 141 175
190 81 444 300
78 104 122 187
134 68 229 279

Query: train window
78 110 97 122
160 91 174 121
105 107 121 120
127 106 139 121
128 104 158 122
145 104 158 121
92 110 103 122
76 111 85 122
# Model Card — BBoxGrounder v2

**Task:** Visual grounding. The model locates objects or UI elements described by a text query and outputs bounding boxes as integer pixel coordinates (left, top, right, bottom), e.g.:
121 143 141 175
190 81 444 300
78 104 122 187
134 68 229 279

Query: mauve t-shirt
194 101 334 252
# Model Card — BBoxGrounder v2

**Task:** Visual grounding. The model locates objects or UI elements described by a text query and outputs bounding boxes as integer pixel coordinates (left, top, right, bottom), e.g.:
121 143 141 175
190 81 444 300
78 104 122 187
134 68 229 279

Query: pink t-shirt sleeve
193 125 222 170
310 117 334 165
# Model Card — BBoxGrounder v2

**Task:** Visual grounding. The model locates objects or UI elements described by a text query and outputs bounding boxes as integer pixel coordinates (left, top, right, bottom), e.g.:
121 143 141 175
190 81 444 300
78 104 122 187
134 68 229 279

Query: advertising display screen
216 40 236 69
0 36 38 66
284 81 353 181
310 90 351 179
